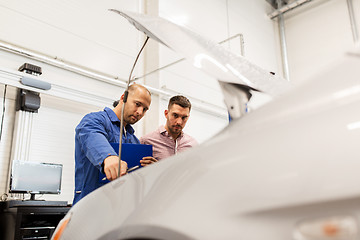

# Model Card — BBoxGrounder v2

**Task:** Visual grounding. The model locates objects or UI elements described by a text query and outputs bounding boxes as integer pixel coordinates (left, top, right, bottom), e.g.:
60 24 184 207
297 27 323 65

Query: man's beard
124 114 138 124
169 125 182 134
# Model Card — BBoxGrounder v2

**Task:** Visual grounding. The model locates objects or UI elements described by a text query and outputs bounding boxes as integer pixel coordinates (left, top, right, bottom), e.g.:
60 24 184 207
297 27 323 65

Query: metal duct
268 0 314 19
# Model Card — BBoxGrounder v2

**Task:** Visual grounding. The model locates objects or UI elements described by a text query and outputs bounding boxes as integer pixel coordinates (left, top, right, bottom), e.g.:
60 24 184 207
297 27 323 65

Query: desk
0 200 70 240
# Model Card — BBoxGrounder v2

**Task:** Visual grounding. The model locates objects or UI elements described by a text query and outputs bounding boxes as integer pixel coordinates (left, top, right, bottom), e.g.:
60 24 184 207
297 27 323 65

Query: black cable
0 85 7 142
128 36 150 86
118 36 150 177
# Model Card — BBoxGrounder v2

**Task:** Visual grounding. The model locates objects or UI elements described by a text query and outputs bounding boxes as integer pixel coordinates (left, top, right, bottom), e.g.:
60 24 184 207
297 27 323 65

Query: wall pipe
0 40 170 97
0 39 233 116
347 0 359 43
276 0 290 81
0 64 227 121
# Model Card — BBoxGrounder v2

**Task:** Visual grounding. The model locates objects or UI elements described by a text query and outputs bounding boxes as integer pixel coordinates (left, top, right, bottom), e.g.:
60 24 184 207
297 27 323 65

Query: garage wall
0 0 281 203
283 0 360 84
0 0 142 81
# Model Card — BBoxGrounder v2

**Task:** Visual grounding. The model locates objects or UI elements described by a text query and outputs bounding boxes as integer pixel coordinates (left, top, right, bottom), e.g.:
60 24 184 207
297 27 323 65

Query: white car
53 10 360 240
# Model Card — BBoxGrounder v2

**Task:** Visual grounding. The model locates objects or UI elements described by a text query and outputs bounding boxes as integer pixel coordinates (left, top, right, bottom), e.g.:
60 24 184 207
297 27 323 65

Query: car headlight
293 215 359 240
52 215 71 240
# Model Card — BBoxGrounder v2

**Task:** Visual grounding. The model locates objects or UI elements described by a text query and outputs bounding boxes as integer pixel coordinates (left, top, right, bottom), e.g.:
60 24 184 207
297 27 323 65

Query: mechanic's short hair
168 95 191 111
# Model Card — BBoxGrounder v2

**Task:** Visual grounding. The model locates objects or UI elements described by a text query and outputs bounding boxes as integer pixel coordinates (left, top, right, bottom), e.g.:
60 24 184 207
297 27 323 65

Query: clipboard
99 143 153 183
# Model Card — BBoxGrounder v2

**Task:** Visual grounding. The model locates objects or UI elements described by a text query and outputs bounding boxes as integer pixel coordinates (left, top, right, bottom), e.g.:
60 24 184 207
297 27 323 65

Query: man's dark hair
113 100 119 107
168 95 191 111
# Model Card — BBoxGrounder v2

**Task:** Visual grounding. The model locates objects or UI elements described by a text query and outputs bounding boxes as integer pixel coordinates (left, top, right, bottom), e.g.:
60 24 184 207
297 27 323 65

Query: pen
127 165 140 172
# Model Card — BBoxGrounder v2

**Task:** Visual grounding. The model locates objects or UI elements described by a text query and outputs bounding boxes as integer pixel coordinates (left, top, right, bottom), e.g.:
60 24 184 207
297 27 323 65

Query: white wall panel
284 0 356 84
228 0 280 72
0 0 142 79
159 0 228 40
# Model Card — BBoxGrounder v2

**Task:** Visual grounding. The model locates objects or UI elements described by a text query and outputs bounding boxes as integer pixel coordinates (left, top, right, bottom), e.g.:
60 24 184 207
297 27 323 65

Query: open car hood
109 9 291 97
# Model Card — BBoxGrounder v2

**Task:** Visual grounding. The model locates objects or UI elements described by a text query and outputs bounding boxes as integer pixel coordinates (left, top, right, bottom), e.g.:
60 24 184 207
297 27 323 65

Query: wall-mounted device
18 63 42 76
20 76 51 90
18 63 51 91
17 89 41 113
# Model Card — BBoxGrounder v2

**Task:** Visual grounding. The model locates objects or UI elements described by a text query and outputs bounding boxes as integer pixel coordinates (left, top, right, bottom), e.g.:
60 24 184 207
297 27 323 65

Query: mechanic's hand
140 156 158 167
104 156 128 181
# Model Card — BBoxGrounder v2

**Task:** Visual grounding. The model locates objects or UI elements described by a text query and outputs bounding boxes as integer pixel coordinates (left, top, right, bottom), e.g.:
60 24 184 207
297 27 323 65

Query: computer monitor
9 160 63 200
